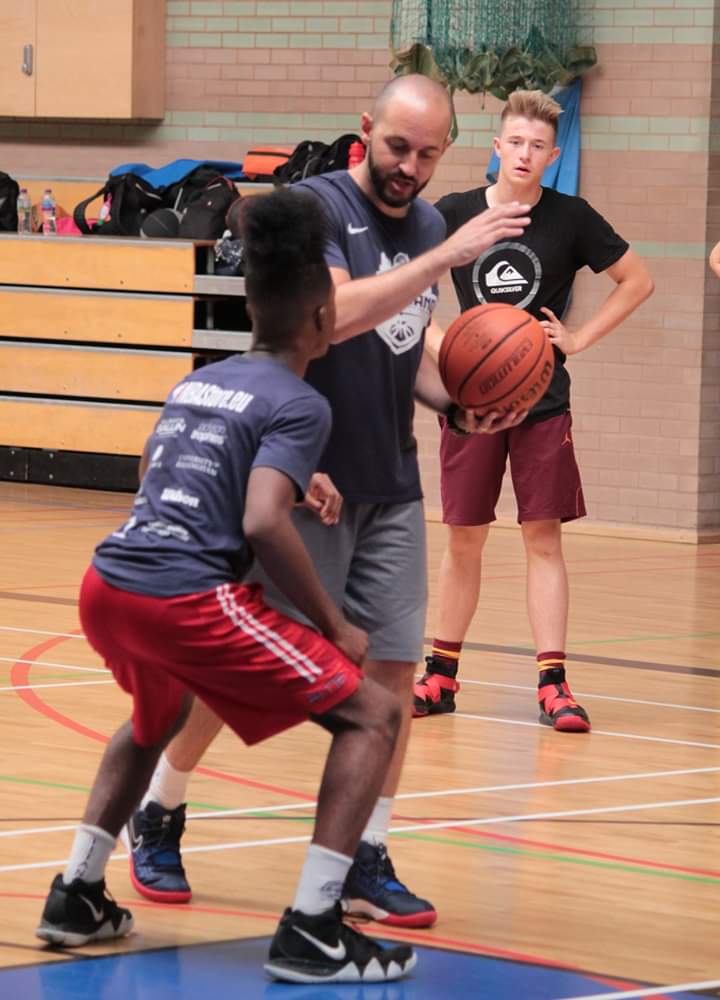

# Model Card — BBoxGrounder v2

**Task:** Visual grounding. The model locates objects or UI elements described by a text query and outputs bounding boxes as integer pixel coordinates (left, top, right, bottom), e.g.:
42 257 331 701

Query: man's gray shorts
246 500 427 663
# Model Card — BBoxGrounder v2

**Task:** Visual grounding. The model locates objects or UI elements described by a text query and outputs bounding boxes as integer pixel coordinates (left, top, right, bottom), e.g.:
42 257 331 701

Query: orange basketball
439 303 554 414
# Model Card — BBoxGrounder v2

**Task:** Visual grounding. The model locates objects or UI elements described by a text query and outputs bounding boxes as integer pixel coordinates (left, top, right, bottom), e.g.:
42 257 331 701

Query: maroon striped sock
429 639 462 678
537 650 566 687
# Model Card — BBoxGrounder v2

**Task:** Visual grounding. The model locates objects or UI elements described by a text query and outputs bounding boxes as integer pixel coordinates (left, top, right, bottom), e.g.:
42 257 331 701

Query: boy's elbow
243 510 277 546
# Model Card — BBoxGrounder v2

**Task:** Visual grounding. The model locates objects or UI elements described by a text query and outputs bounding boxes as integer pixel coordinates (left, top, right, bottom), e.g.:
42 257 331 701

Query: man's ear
492 135 502 156
360 111 373 143
548 145 561 166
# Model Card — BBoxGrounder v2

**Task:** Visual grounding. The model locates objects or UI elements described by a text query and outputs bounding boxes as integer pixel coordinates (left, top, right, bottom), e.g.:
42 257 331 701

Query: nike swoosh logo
347 224 368 235
293 925 347 961
127 819 142 851
79 893 105 923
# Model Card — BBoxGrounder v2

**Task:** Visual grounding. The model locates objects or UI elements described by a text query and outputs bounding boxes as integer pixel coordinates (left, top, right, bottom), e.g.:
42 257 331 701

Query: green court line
391 831 720 885
3 772 714 885
0 774 92 795
571 630 720 646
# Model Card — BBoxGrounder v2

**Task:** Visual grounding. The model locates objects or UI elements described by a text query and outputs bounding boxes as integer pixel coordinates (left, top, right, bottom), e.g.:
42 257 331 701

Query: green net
391 0 596 100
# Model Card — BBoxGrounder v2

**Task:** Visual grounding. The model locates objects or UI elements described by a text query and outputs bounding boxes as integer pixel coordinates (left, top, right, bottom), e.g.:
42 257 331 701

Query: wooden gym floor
0 481 718 999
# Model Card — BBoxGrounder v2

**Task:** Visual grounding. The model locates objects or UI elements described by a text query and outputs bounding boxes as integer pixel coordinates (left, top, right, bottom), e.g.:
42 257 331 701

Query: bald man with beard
125 74 532 930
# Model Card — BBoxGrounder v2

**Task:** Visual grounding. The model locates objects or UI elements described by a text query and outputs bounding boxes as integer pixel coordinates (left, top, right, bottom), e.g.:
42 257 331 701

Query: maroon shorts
79 566 362 748
440 411 586 526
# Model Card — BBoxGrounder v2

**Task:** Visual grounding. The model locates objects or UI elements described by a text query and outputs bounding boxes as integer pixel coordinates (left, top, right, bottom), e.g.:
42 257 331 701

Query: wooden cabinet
0 0 165 120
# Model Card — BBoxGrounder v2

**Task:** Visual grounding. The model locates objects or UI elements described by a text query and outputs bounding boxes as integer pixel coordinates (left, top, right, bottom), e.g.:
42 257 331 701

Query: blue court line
0 937 708 1000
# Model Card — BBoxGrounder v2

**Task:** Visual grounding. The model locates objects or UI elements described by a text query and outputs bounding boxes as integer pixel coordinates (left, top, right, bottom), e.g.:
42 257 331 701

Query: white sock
360 796 394 847
292 843 353 915
141 752 192 811
63 824 116 885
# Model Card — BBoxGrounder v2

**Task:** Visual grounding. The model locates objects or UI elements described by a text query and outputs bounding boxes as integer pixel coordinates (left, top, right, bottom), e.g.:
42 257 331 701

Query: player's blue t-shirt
93 355 332 597
296 171 446 504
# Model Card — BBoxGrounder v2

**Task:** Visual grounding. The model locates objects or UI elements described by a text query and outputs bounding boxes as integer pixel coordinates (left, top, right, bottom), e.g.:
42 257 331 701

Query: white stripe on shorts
215 583 323 683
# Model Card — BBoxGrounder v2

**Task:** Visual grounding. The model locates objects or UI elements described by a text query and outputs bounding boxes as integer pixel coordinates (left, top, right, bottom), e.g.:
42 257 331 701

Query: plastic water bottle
347 141 365 168
40 188 57 235
16 188 32 234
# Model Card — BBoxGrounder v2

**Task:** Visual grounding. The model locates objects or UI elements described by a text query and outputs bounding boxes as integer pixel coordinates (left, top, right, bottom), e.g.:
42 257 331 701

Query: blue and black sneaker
342 841 437 928
126 801 191 903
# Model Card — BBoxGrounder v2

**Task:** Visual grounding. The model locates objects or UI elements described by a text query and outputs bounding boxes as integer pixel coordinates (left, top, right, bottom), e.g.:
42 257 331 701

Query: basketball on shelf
439 303 555 414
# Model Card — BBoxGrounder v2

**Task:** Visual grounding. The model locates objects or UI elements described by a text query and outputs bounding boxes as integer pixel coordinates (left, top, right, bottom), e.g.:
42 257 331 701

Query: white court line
3 766 718 841
0 680 115 693
559 978 720 999
0 656 105 674
0 625 84 639
2 794 718 874
3 766 719 841
457 678 720 715
454 712 720 750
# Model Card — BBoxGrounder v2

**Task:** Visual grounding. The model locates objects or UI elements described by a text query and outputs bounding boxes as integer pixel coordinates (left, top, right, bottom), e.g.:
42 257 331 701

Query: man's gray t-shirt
297 171 446 504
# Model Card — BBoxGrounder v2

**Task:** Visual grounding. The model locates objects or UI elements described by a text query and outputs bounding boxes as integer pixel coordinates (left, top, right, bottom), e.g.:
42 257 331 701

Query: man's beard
367 148 427 208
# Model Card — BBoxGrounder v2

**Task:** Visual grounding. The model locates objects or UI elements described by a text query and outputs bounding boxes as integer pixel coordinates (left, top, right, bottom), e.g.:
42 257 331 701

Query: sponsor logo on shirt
160 487 200 509
176 454 220 478
155 417 186 438
149 444 164 470
374 252 437 355
171 381 254 414
140 520 190 543
190 421 227 446
472 242 542 309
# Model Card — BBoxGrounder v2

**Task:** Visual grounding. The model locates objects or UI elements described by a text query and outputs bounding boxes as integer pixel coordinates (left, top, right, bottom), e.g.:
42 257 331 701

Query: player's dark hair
242 189 331 343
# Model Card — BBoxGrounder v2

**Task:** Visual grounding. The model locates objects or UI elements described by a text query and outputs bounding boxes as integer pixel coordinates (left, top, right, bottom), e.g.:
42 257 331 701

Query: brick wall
1 0 717 538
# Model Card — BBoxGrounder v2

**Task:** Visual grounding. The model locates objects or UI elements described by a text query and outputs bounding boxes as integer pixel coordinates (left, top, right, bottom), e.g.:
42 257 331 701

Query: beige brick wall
1 0 717 538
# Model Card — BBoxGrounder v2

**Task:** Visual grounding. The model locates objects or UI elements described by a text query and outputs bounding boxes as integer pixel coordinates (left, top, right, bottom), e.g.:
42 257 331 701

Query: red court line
11 637 716 869
11 635 314 802
0 888 642 991
446 827 720 879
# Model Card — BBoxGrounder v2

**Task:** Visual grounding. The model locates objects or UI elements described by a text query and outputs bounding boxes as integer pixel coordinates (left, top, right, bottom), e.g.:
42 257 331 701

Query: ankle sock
63 824 116 885
537 650 566 687
360 796 394 847
293 843 353 915
142 752 192 811
429 638 462 677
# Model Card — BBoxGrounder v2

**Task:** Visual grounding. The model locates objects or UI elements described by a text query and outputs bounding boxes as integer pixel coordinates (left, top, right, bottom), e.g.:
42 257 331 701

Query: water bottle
347 141 365 169
16 188 32 234
40 188 57 235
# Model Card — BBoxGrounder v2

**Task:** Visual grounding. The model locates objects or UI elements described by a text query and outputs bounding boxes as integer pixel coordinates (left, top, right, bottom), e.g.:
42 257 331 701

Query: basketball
439 303 555 414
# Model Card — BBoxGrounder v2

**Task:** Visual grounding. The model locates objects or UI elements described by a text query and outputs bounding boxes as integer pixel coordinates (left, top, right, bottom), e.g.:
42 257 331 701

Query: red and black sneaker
538 681 591 733
412 656 459 718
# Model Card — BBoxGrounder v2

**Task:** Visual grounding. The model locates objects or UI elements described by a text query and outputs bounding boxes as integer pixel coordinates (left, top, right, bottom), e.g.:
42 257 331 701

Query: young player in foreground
35 189 417 985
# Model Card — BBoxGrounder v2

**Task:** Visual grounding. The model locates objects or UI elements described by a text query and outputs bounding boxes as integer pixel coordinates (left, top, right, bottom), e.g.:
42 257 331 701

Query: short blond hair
501 90 562 138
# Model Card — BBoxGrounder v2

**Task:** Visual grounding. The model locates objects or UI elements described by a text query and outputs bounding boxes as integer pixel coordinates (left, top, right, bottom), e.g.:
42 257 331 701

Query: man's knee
446 524 490 560
313 677 401 747
521 519 562 559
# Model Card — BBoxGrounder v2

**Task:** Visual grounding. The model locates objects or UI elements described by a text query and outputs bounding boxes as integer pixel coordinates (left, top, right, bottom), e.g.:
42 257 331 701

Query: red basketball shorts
440 411 586 525
79 565 362 748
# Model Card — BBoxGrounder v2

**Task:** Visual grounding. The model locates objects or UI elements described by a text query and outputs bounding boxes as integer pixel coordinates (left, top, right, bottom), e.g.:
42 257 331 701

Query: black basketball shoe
413 656 459 718
343 841 437 928
264 901 416 983
36 873 134 947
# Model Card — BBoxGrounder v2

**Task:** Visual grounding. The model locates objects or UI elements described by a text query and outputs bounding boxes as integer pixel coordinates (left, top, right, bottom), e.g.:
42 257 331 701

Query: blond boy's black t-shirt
434 186 629 422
